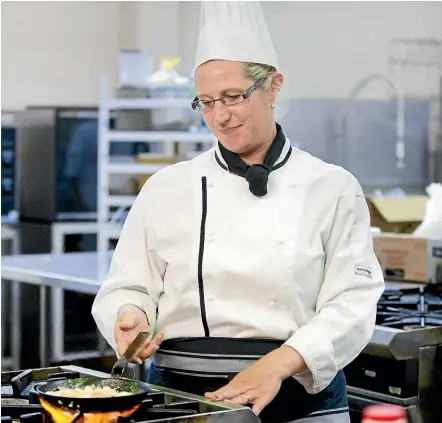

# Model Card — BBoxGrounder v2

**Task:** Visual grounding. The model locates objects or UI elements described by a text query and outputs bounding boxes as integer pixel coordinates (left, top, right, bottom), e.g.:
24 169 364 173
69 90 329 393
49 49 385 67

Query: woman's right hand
114 304 164 364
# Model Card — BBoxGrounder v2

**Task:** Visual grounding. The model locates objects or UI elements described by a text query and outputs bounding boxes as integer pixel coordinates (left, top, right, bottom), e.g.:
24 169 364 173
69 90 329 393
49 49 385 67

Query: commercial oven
14 106 144 368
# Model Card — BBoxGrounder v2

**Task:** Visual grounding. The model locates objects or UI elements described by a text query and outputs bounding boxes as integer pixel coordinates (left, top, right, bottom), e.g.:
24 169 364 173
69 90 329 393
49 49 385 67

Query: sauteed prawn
46 385 131 398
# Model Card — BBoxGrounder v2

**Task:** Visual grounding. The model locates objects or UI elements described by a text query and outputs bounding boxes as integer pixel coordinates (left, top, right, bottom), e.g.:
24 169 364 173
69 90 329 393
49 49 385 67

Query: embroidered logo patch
355 264 372 279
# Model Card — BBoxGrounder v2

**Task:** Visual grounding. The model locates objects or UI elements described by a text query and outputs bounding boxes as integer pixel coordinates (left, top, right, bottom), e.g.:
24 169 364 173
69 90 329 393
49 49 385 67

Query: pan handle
112 331 150 378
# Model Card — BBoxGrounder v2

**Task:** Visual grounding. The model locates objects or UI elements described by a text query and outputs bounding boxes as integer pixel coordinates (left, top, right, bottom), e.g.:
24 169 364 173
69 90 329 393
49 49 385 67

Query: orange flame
39 397 140 423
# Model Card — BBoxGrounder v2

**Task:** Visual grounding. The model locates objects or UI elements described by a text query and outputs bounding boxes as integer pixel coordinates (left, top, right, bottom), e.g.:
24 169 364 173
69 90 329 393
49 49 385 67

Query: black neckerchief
215 122 291 197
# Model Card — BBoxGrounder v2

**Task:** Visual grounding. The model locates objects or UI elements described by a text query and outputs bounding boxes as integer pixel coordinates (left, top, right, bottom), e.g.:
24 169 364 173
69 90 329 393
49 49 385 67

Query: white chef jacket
92 136 385 395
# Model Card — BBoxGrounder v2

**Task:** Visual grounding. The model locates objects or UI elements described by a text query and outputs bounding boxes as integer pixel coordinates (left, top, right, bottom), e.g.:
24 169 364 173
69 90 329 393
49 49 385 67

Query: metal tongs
111 331 150 378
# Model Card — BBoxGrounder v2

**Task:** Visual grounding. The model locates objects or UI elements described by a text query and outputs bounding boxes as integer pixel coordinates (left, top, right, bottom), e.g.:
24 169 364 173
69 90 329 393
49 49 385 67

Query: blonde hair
243 62 277 90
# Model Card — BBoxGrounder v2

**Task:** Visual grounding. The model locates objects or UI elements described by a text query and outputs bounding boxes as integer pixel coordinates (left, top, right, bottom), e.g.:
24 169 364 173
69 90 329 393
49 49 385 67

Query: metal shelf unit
97 77 216 278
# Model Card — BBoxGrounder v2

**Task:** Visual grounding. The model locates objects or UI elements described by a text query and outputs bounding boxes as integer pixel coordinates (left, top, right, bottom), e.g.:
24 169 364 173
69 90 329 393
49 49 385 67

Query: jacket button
269 300 276 307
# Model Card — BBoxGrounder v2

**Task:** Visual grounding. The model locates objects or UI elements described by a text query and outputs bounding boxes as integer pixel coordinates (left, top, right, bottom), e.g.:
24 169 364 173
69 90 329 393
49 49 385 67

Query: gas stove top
346 285 442 423
376 284 442 330
1 366 259 423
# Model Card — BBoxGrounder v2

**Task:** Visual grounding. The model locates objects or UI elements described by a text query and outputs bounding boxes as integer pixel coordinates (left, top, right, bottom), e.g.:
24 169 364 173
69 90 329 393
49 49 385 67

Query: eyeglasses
191 79 264 111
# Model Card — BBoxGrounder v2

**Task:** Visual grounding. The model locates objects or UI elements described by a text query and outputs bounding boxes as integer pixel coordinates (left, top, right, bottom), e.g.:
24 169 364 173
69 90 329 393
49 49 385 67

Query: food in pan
46 385 132 398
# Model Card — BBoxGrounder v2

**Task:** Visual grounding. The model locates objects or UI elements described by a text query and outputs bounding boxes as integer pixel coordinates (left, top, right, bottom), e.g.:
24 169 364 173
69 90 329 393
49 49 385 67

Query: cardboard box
373 234 442 284
366 196 428 234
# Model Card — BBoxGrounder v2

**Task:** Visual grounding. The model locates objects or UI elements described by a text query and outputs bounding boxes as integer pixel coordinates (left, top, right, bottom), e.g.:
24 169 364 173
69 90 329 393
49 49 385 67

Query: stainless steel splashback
278 98 432 194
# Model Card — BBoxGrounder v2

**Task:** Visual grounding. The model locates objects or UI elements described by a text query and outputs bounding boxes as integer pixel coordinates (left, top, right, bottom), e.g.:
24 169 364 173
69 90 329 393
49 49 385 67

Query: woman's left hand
204 346 306 415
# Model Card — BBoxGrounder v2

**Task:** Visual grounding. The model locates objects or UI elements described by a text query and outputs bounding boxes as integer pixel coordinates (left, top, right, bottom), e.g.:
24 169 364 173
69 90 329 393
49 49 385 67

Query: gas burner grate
377 285 442 329
377 306 442 329
1 366 256 423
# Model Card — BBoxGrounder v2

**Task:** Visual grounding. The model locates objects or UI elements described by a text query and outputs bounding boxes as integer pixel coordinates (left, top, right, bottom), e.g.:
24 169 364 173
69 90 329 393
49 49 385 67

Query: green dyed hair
243 62 277 90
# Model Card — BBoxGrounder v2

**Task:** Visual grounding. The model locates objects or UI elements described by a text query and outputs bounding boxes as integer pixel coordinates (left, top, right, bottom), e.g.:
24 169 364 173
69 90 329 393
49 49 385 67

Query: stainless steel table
1 250 426 370
2 252 105 293
1 251 111 369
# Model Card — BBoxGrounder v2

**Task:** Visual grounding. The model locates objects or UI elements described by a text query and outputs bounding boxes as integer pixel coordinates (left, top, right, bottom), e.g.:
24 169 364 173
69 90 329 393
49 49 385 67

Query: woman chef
92 2 384 422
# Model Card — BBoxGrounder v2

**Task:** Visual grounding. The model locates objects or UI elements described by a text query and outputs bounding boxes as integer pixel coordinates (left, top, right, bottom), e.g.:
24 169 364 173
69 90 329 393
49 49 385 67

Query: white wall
1 1 121 110
1 1 182 110
2 1 442 110
269 1 442 99
131 1 180 61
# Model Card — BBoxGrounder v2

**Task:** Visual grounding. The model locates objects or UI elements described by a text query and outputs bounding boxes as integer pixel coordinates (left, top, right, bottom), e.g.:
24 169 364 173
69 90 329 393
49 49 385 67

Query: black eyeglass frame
191 79 265 111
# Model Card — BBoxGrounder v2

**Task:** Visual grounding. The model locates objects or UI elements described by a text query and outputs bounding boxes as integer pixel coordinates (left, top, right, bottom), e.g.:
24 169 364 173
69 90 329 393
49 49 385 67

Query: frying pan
37 332 152 412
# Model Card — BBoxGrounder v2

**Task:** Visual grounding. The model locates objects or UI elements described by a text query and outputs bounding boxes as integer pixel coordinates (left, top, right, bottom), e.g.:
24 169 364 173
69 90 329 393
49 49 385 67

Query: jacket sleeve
91 182 166 353
283 176 385 394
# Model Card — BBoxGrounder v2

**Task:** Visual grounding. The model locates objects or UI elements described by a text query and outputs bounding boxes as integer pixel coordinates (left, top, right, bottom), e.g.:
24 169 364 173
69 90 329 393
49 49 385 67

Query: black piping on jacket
198 176 210 337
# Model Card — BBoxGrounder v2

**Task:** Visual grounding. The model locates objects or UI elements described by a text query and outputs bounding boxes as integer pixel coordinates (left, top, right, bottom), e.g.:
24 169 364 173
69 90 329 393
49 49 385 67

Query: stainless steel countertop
1 252 106 294
1 251 427 293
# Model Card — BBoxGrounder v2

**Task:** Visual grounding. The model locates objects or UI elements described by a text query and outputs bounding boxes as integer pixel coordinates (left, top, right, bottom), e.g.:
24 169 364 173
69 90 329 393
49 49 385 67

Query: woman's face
195 60 283 155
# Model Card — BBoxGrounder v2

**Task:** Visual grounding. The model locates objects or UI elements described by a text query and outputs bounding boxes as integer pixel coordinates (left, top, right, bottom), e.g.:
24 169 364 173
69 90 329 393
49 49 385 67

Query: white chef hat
195 1 278 70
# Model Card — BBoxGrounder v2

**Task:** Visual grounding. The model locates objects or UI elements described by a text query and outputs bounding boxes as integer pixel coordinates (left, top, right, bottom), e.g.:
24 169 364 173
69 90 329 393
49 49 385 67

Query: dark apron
147 338 349 423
